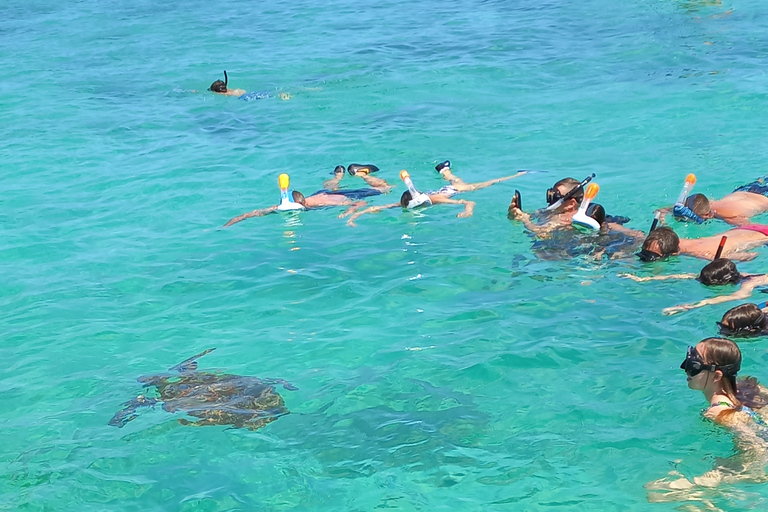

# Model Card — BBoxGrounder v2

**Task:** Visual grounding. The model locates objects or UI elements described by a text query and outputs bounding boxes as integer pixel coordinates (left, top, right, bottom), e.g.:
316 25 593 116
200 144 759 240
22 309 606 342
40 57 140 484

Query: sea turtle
109 348 297 430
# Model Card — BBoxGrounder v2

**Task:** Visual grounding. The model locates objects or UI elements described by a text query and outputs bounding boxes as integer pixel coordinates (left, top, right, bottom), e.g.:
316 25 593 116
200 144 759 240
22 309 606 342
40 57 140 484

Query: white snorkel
400 170 432 209
675 173 697 206
276 173 305 211
571 183 601 230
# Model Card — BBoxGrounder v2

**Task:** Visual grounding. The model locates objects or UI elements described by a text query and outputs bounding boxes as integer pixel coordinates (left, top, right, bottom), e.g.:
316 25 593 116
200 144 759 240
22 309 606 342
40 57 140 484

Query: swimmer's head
400 191 412 208
682 338 741 393
209 70 229 93
586 203 606 227
718 303 768 337
546 178 584 210
291 190 306 207
698 258 741 286
639 226 679 261
685 194 713 218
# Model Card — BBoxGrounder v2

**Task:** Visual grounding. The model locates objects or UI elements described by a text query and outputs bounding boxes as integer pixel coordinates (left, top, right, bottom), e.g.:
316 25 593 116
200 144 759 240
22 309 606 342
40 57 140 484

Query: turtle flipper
109 395 159 427
170 348 216 373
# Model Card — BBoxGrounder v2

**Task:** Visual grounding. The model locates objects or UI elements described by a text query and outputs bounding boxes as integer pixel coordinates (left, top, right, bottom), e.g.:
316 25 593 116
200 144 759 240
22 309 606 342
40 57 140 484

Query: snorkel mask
671 174 705 224
400 170 432 209
545 173 595 211
571 183 601 231
717 311 767 336
276 173 305 211
680 345 739 377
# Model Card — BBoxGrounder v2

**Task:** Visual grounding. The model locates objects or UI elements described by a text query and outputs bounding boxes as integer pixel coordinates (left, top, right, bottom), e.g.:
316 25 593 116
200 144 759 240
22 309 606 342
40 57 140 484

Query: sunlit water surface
2 0 768 510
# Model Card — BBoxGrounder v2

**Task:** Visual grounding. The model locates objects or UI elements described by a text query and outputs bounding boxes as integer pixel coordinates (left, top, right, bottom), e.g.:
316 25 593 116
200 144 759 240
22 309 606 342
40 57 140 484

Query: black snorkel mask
717 311 767 337
637 249 664 262
680 346 740 377
545 173 595 211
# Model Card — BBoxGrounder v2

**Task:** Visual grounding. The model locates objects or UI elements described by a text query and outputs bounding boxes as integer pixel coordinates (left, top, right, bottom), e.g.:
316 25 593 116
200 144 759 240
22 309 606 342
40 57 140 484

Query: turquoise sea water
3 0 768 509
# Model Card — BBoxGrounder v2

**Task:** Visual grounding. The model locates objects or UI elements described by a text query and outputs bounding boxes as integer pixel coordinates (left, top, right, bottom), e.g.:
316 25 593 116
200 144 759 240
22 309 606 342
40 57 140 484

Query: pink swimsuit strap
738 225 768 237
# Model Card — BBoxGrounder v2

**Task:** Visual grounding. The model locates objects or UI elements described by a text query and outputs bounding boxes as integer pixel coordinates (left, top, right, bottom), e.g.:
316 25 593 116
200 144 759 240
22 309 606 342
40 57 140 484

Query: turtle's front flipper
260 378 298 391
170 348 216 373
108 395 158 427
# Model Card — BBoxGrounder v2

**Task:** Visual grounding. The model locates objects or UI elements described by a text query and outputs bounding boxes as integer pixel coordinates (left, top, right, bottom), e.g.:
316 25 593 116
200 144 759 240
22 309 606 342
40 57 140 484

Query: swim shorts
734 176 768 197
309 188 383 200
426 185 459 198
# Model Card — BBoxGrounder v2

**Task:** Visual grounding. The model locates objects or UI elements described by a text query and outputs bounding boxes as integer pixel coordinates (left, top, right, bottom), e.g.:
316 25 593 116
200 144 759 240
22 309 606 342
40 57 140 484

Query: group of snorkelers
212 70 768 493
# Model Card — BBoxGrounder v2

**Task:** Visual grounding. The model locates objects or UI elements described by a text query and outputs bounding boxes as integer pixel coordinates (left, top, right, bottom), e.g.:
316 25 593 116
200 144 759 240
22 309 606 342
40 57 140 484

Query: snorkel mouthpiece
400 170 432 209
571 183 601 230
276 173 304 211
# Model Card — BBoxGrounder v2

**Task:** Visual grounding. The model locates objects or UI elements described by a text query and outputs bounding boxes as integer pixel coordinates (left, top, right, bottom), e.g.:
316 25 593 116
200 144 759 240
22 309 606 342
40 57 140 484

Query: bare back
712 192 768 225
680 228 768 259
304 193 352 208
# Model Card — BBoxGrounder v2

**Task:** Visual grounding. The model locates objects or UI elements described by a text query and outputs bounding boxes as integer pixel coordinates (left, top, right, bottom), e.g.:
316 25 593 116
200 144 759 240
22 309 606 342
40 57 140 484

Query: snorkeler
717 303 768 337
638 225 768 262
223 166 391 228
657 175 768 226
342 188 476 227
209 71 291 101
646 338 768 496
321 164 392 194
619 258 768 315
342 162 526 227
507 177 589 235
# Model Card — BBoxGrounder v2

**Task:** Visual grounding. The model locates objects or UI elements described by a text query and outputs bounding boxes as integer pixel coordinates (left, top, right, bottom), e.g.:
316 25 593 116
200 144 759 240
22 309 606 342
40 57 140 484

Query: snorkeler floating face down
718 303 768 336
209 71 229 93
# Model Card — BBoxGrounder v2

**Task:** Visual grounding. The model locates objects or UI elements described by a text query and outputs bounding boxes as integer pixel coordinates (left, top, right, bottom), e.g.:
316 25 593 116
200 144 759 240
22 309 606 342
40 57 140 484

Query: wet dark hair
209 70 228 93
685 193 711 217
698 258 741 286
642 226 679 256
719 303 768 337
553 177 584 203
587 203 605 226
400 191 412 208
292 190 306 206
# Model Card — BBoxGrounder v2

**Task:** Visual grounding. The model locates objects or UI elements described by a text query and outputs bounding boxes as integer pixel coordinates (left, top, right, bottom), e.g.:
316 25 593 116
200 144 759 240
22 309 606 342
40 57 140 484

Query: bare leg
356 173 392 193
323 166 346 191
451 171 527 192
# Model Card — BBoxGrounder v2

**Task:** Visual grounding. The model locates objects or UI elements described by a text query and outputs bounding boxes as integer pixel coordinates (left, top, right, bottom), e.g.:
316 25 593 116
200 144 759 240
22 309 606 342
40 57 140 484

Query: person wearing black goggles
646 338 768 493
717 303 768 337
680 345 740 380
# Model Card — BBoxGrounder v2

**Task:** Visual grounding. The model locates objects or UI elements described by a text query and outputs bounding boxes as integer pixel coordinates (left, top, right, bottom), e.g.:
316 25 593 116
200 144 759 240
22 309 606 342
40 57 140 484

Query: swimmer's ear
223 70 228 86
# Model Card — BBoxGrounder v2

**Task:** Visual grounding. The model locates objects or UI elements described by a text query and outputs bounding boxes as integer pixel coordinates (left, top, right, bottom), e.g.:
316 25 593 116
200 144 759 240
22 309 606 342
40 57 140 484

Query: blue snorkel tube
672 173 705 224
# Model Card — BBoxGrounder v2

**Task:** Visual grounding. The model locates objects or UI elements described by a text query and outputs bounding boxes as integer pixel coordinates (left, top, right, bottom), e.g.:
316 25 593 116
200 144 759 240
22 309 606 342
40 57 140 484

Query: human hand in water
663 304 693 316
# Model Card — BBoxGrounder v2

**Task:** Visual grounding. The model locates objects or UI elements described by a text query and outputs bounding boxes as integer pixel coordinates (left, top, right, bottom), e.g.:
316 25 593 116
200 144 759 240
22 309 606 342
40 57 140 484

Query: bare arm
223 206 278 227
345 202 400 227
606 222 646 239
431 195 475 218
337 201 367 219
508 207 558 238
728 251 759 262
618 273 697 283
662 283 754 316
